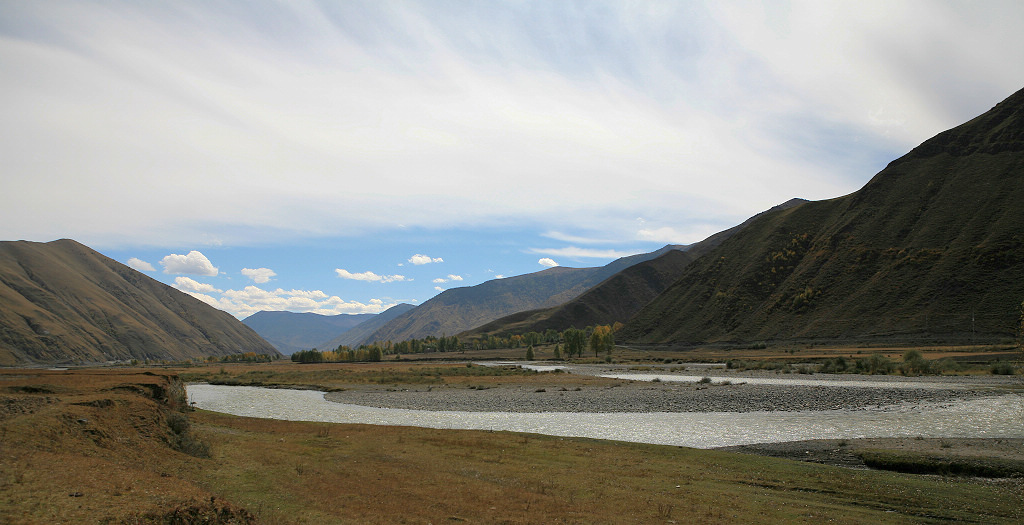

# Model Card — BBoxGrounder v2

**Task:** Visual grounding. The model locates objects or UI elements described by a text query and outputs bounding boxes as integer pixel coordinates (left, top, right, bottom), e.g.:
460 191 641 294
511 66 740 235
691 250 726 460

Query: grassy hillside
0 239 280 365
622 87 1024 346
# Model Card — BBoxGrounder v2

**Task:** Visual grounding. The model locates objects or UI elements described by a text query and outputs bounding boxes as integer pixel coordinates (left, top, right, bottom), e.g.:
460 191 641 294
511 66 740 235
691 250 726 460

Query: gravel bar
324 379 1006 413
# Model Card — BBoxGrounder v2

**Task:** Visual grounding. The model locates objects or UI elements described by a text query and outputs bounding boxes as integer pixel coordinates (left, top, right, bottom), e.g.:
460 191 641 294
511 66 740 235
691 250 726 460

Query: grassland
2 358 1021 524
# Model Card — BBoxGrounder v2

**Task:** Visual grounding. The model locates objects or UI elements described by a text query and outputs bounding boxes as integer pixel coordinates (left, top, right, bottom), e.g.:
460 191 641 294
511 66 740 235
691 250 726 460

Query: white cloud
241 267 276 284
432 278 447 284
447 274 463 281
160 251 219 276
179 284 399 318
529 247 639 259
434 286 445 292
409 254 444 265
126 257 155 272
173 276 221 294
538 258 559 268
2 2 1022 248
336 268 407 283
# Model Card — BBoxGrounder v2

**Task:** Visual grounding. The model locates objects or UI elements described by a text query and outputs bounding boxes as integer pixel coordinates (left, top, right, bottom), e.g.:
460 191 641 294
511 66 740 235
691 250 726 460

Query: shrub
990 362 1016 375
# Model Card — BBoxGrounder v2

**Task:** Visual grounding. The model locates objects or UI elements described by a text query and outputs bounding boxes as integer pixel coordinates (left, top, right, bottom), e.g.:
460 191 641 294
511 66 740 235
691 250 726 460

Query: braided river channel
187 367 1022 448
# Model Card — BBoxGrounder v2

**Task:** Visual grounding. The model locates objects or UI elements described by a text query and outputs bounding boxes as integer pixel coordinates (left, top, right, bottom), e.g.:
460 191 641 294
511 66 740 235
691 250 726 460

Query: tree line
291 324 621 363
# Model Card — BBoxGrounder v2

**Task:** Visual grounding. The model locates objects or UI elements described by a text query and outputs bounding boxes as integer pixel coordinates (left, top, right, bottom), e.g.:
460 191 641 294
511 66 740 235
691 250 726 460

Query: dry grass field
1 361 1021 524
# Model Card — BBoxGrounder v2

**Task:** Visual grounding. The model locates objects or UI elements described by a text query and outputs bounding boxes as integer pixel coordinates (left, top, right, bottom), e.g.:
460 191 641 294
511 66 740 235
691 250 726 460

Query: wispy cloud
4 2 1021 248
528 247 639 259
335 268 407 283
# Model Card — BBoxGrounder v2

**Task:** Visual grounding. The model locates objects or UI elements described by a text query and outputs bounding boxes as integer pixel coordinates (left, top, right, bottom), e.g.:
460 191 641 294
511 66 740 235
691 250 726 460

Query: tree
525 345 535 361
562 328 586 358
553 344 562 360
589 325 615 357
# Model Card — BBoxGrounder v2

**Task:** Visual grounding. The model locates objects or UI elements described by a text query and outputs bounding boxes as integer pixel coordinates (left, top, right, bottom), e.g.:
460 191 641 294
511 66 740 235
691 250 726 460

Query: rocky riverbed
323 374 1010 413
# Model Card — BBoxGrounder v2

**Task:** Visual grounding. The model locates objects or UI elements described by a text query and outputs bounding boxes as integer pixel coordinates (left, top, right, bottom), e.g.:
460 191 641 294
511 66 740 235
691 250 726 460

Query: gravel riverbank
324 374 1010 413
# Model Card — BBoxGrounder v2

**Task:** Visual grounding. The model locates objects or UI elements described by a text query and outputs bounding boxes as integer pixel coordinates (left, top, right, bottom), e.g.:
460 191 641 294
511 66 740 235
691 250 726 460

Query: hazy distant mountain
242 311 377 354
621 87 1024 346
317 303 416 351
464 199 807 337
359 246 686 345
0 239 280 365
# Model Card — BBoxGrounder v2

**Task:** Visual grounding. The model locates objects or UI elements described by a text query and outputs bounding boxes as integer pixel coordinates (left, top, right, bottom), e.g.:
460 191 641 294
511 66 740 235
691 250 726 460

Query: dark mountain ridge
318 303 416 351
0 239 280 365
463 199 808 338
358 245 685 345
242 310 377 355
621 87 1024 346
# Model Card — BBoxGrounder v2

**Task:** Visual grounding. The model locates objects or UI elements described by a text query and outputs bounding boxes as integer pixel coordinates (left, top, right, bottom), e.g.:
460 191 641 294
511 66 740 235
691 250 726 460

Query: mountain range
353 245 687 346
464 199 807 339
241 310 376 354
5 87 1022 363
0 239 279 365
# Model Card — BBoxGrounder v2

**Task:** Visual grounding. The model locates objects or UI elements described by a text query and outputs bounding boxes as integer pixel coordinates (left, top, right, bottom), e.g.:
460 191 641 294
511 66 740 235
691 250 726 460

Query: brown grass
1 367 1021 524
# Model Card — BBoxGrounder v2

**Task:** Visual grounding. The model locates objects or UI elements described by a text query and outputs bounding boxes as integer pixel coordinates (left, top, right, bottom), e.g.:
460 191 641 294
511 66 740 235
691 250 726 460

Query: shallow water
187 384 1023 448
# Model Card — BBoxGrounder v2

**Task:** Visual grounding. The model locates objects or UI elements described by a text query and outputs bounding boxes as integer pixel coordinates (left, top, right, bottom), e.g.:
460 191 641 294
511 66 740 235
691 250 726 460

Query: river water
187 383 1023 449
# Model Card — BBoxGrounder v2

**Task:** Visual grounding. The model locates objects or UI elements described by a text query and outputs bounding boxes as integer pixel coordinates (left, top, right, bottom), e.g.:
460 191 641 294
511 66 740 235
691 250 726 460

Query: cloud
241 267 276 284
126 257 155 272
2 2 1023 248
432 274 463 284
538 258 559 268
529 247 639 259
173 276 221 294
160 251 219 276
336 268 407 283
434 286 445 292
179 285 399 318
409 254 444 265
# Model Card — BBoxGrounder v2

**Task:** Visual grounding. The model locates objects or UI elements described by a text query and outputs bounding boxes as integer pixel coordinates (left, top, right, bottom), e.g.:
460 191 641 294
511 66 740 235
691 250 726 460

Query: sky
2 1 1023 319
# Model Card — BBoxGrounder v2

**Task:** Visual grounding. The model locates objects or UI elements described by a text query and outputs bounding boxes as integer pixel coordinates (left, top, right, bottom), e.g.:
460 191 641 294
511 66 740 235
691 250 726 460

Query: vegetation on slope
622 87 1024 346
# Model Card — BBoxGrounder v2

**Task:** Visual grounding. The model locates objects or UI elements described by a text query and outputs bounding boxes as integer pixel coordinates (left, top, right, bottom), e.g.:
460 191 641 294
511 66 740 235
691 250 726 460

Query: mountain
242 311 377 354
463 199 808 337
621 87 1024 346
317 303 416 351
358 246 686 345
0 239 280 365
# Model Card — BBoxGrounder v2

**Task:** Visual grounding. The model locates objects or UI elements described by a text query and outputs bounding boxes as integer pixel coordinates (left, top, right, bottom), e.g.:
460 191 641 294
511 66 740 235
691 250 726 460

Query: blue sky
3 1 1023 318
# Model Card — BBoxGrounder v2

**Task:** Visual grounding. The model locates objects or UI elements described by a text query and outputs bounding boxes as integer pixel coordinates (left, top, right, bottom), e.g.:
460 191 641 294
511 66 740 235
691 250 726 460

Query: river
187 382 1022 449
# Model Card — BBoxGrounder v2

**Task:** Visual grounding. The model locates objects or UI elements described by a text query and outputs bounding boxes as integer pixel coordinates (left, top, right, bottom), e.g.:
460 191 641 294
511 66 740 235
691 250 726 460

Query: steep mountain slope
0 239 280 365
242 311 376 354
621 87 1024 346
465 199 807 337
359 246 684 345
318 303 415 350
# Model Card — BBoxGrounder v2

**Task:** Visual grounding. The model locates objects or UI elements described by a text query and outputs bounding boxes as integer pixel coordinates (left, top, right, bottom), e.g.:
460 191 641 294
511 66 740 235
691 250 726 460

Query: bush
900 350 930 376
990 362 1016 375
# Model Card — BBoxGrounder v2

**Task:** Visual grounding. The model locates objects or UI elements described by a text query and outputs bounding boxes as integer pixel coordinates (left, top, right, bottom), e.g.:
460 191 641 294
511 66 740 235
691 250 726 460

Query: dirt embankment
0 368 254 524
